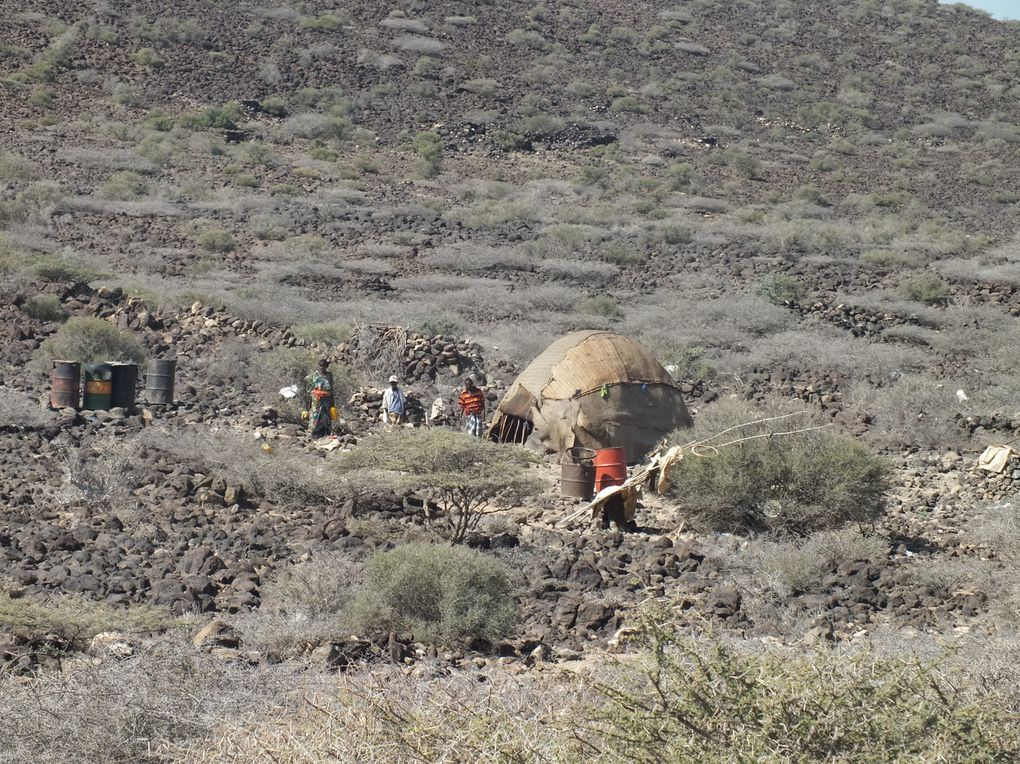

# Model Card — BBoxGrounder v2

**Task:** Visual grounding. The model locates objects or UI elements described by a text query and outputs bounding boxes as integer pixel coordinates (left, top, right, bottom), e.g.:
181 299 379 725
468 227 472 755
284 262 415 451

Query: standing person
305 359 335 438
458 376 485 437
382 375 407 425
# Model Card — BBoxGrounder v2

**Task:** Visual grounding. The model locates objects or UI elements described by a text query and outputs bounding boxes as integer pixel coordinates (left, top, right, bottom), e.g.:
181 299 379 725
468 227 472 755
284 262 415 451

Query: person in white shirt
382 375 407 425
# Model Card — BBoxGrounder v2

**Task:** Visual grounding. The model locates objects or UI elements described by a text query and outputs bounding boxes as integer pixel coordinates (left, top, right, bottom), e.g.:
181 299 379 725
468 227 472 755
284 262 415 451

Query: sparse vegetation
755 273 804 304
899 272 950 305
21 293 67 321
196 228 235 253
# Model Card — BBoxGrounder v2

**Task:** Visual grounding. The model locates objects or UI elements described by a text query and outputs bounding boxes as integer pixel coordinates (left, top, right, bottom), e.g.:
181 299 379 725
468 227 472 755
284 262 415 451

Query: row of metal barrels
50 359 176 411
560 446 627 500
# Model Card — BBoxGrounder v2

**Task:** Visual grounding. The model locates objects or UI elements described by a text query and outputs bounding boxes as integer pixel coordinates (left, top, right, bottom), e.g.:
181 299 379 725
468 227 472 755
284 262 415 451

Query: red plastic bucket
594 447 627 492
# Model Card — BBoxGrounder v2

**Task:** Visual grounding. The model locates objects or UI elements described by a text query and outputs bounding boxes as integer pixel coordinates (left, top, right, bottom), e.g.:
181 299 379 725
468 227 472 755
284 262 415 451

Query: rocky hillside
1 0 1020 761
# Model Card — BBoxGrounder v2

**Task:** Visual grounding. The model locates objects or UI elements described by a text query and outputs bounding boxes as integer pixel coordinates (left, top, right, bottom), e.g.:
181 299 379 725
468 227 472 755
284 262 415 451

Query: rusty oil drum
560 446 597 499
110 363 138 410
50 360 80 410
144 358 176 405
560 461 596 499
83 363 113 411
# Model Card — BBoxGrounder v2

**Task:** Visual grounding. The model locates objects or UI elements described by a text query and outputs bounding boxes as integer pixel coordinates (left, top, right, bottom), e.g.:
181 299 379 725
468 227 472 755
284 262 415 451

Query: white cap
388 375 399 383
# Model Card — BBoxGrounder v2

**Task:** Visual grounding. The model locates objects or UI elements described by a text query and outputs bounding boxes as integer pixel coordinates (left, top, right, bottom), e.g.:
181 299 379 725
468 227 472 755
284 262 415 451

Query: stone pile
743 366 846 416
957 411 1020 438
336 327 486 385
783 300 934 339
965 452 1020 501
346 387 427 428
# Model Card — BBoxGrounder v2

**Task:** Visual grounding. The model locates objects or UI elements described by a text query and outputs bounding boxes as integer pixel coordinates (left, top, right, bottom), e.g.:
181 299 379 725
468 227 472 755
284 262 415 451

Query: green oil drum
83 363 113 411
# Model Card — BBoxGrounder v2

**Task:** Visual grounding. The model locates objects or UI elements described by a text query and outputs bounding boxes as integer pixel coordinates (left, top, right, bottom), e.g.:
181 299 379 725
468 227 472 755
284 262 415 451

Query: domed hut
488 330 693 462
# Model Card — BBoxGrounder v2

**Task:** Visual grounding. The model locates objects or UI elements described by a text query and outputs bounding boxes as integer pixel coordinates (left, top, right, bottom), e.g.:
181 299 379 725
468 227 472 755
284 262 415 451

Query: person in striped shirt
457 377 485 437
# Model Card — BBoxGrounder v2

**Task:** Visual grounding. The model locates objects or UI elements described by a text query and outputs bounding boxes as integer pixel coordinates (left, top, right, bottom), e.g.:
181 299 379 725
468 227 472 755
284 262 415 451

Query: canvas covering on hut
489 330 693 462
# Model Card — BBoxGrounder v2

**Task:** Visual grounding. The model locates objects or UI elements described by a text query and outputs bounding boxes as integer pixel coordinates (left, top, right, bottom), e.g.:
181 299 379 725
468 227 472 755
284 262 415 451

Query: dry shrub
260 553 361 619
0 586 178 650
136 427 265 492
666 398 889 535
0 640 306 764
904 557 992 598
735 528 889 597
0 387 53 429
845 376 968 450
238 553 361 657
177 666 587 763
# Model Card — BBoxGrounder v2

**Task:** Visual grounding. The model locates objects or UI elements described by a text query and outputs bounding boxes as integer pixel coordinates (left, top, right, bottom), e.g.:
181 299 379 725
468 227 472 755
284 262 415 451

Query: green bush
609 96 647 113
579 294 623 319
666 398 889 535
418 315 462 336
34 317 146 367
22 294 66 322
196 228 235 253
99 170 147 200
134 47 165 69
584 614 1020 762
412 131 443 178
755 273 803 304
899 272 949 305
661 345 716 382
290 322 351 345
347 543 518 646
180 102 244 131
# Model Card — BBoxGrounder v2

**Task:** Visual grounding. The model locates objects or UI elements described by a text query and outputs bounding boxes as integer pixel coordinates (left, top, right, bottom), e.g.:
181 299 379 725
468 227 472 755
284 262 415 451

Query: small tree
339 428 541 543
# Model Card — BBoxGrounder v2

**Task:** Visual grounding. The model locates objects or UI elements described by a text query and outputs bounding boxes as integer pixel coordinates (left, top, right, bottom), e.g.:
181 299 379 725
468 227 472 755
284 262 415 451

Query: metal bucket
83 363 113 411
594 446 627 492
50 360 80 410
145 358 176 405
560 461 595 499
110 363 138 410
566 446 596 465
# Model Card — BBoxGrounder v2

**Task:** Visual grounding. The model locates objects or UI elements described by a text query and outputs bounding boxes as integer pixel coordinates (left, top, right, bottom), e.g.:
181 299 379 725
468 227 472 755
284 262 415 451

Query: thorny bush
579 610 1020 763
